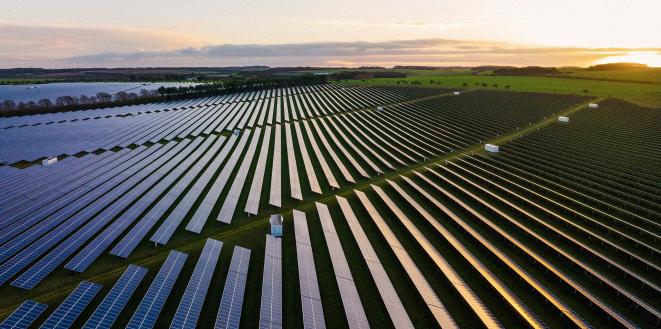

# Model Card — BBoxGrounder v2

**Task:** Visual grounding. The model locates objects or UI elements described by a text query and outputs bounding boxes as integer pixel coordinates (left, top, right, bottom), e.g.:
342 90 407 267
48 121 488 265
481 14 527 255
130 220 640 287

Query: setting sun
596 51 661 67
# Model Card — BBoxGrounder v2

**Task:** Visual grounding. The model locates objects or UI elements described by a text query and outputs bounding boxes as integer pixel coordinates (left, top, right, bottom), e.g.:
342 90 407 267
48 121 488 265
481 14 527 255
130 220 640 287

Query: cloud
66 39 661 67
0 23 204 67
2 25 660 68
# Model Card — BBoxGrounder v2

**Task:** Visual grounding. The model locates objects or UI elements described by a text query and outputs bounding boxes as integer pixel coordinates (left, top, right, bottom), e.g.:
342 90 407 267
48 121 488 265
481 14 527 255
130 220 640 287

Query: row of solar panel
0 84 341 129
0 84 413 164
0 240 251 329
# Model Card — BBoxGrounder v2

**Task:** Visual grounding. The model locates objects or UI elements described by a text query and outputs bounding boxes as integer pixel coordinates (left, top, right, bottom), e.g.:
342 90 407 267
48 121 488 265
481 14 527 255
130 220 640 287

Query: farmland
341 72 661 108
0 83 659 329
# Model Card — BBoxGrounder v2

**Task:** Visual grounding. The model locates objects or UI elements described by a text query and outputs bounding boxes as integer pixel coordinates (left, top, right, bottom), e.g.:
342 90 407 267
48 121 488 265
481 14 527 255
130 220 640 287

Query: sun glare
595 51 661 67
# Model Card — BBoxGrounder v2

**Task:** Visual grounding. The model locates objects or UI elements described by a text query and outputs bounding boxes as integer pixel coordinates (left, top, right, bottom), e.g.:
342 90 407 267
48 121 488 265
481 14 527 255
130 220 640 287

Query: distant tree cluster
331 71 407 80
492 66 559 76
586 63 648 71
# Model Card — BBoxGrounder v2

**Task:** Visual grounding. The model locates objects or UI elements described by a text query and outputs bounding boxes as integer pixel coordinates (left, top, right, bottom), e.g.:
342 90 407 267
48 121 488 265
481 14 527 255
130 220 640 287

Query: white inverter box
485 144 499 153
588 103 599 108
42 157 58 166
558 116 569 123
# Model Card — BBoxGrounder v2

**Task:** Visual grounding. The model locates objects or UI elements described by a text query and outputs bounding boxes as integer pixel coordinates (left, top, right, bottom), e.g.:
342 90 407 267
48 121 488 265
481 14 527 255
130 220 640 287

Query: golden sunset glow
596 51 661 67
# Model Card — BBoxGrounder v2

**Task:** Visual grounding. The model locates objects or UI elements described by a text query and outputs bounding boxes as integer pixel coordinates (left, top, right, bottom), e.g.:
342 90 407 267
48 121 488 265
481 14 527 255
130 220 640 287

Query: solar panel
82 265 148 329
215 246 251 329
314 202 369 329
268 125 282 208
293 122 322 194
186 130 252 233
245 126 272 215
126 250 188 329
302 121 339 189
309 120 355 183
259 235 282 329
40 281 102 329
284 124 302 200
293 210 326 329
12 140 195 290
112 135 231 258
0 300 47 329
169 239 222 329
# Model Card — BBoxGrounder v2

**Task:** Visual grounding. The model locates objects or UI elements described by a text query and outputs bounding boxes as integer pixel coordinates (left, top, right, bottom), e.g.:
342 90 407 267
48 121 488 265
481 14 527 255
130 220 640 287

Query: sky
1 0 660 68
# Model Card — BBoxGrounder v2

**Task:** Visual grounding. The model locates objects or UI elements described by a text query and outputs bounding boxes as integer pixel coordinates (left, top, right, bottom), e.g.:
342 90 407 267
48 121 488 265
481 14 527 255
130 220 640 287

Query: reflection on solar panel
355 189 458 329
293 210 326 329
336 196 414 329
126 250 188 329
269 125 282 207
285 124 303 200
41 281 102 329
0 300 47 329
170 239 222 329
259 235 282 329
314 202 369 329
245 126 272 215
82 265 148 329
215 246 251 329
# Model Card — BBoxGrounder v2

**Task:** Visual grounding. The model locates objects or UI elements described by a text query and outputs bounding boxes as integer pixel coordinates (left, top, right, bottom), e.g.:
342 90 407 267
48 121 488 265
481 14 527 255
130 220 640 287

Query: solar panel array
293 210 326 329
169 239 222 329
82 265 148 329
126 250 188 329
3 84 649 328
259 235 283 329
215 246 251 329
0 300 47 329
40 281 102 329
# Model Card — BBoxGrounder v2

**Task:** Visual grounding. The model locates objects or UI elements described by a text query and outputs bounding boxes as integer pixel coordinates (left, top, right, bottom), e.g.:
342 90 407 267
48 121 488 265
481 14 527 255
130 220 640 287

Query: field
341 74 661 108
560 67 661 84
0 84 659 329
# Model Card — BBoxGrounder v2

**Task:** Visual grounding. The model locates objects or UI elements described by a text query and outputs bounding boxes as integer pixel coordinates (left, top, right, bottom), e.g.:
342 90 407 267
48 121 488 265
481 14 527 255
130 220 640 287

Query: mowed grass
340 74 661 108
560 67 661 84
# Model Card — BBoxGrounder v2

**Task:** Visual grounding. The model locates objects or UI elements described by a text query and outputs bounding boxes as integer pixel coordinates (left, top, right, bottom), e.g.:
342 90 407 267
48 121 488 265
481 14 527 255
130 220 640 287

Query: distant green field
560 68 661 84
340 74 661 108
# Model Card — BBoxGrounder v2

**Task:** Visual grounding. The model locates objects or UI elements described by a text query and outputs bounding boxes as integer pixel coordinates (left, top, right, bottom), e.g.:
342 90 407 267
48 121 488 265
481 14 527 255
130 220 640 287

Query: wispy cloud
2 24 659 68
66 39 661 67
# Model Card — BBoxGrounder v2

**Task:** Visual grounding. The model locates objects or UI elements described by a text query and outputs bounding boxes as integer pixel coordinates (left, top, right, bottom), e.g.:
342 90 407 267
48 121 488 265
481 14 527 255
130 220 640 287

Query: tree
481 82 488 87
504 85 511 89
492 83 498 88
38 98 52 107
97 92 112 102
2 100 16 110
115 91 128 101
462 82 469 87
